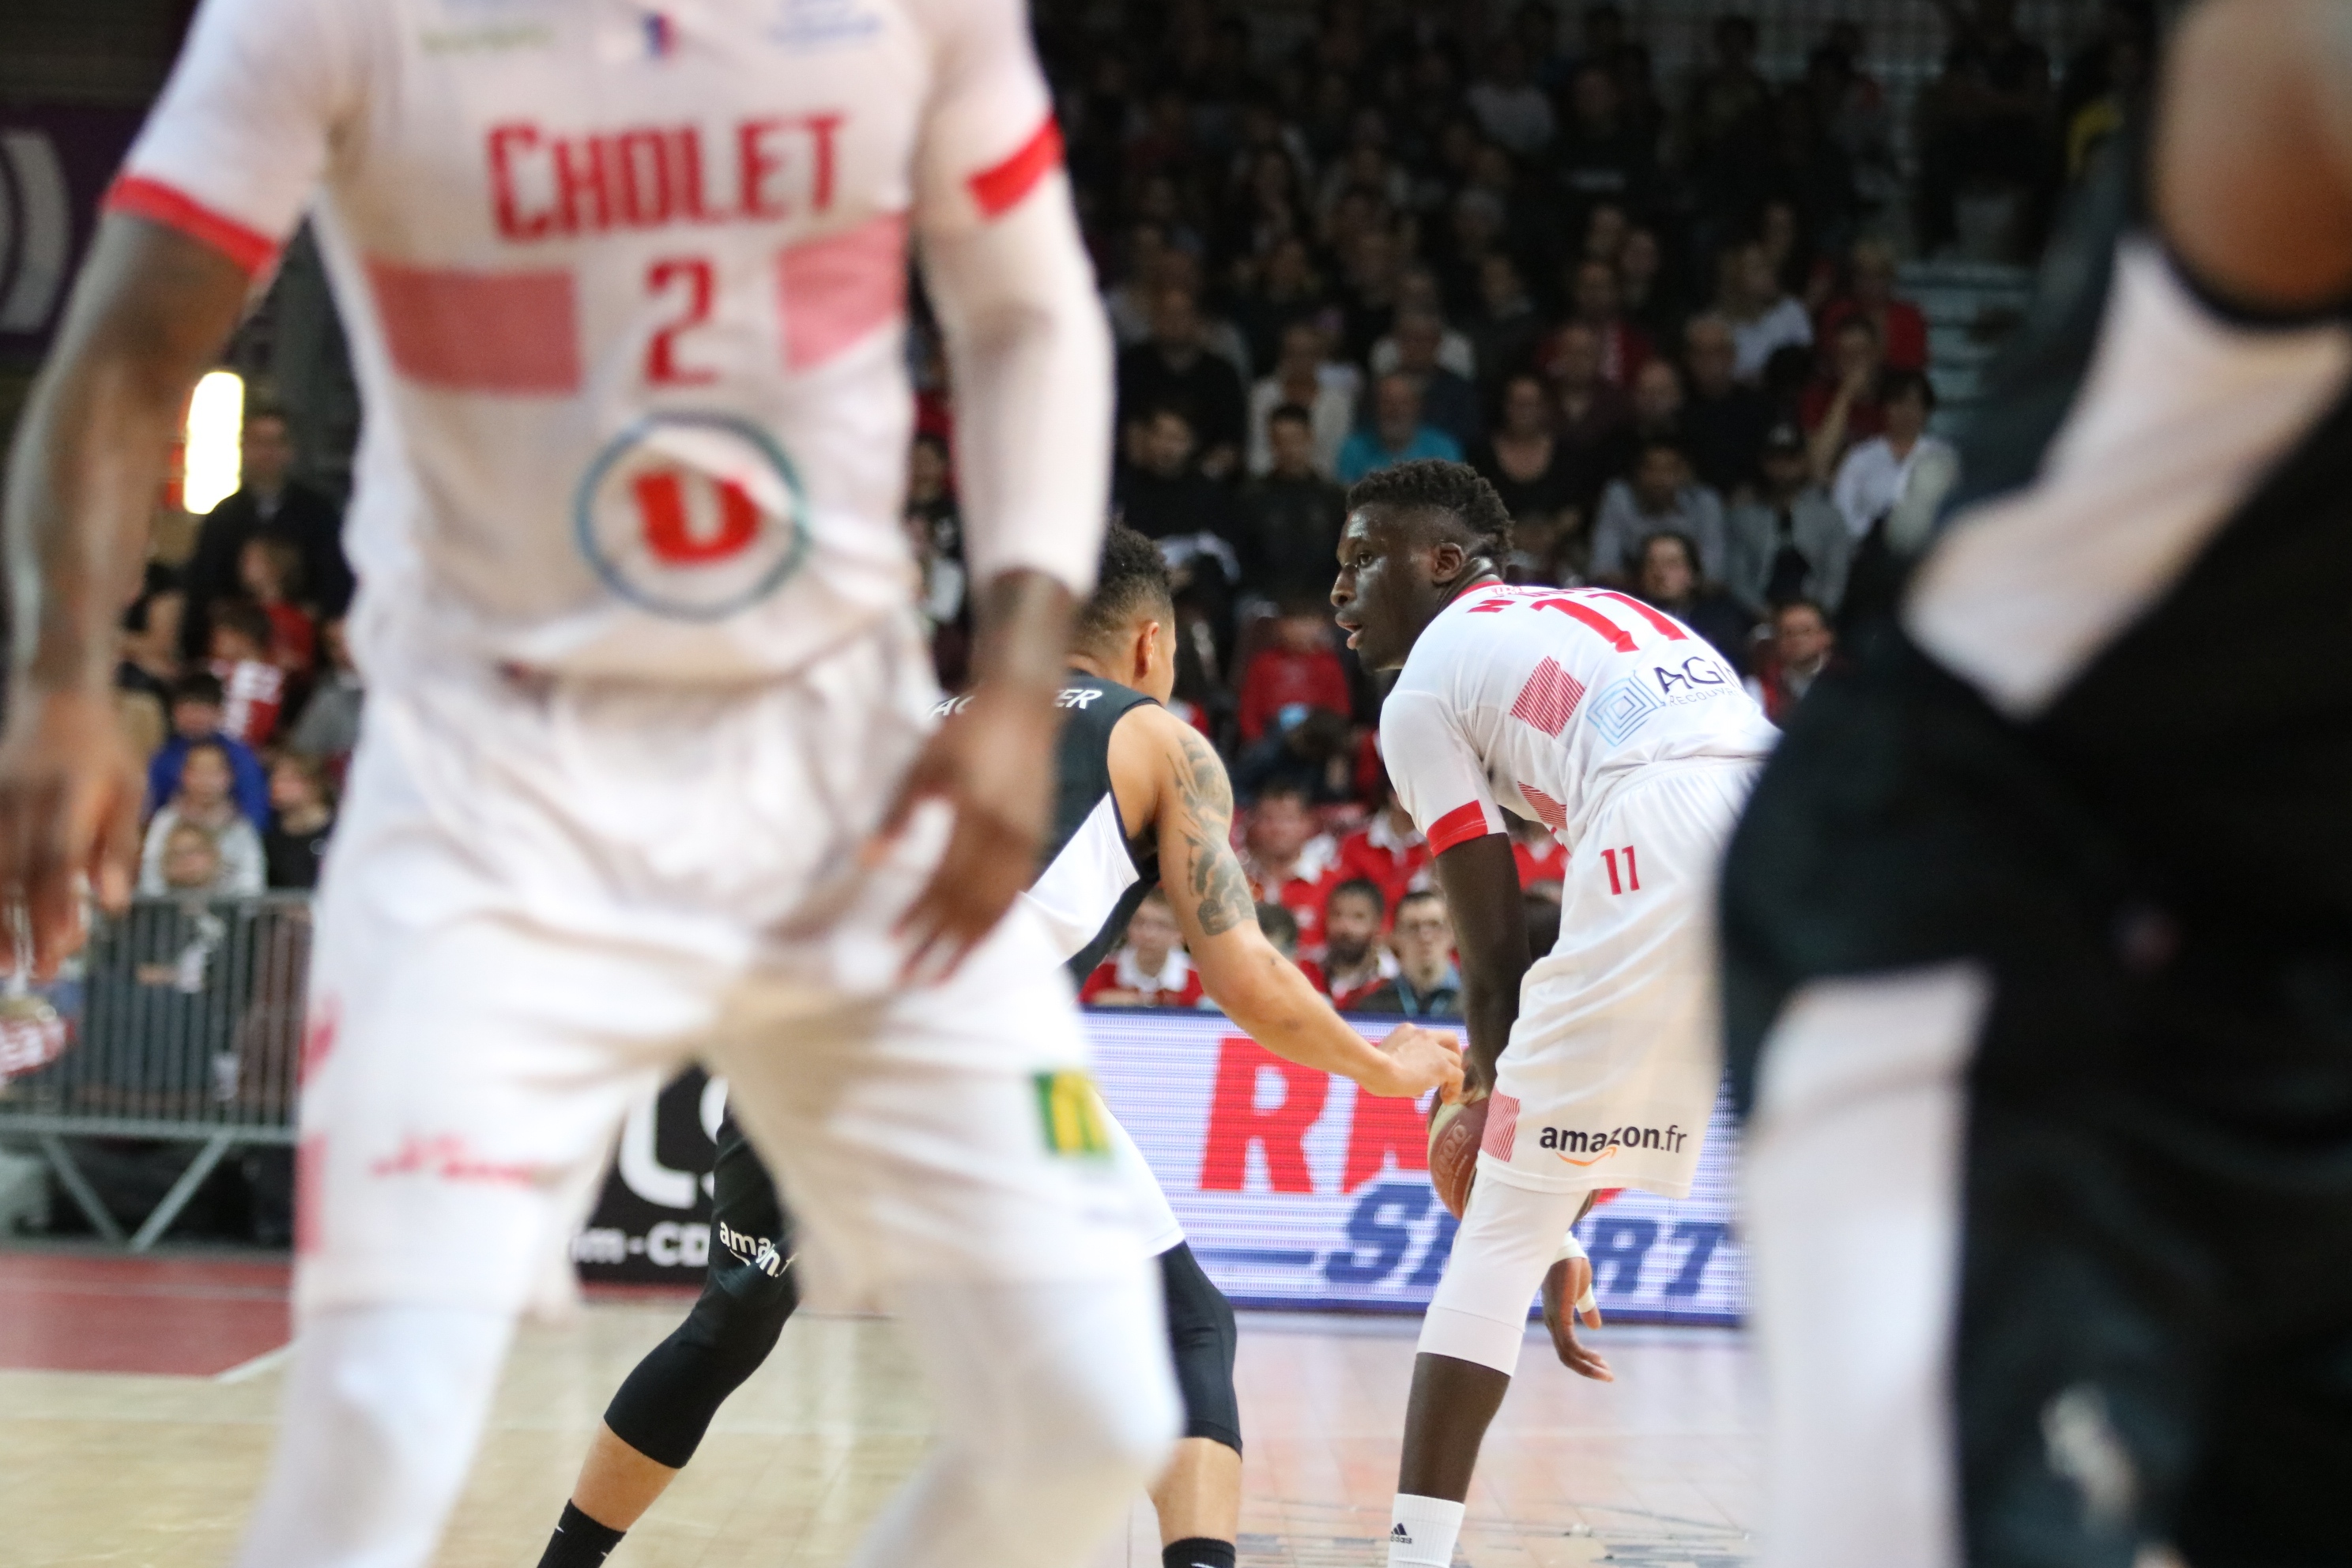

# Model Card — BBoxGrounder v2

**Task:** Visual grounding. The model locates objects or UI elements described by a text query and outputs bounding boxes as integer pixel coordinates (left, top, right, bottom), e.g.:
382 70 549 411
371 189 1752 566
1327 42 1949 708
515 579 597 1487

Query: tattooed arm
1106 704 1461 1101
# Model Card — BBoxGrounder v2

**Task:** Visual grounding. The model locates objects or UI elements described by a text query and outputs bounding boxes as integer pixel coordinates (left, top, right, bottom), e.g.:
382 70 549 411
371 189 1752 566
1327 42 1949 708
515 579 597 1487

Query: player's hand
0 687 144 980
1540 1255 1611 1381
868 678 1060 982
1363 1022 1464 1102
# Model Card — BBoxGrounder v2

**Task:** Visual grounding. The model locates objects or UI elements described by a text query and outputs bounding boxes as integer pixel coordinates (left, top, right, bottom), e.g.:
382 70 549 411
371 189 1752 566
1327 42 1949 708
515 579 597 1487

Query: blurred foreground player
0 3 1190 1566
1726 6 2352 1563
1330 462 1777 1568
535 528 1463 1568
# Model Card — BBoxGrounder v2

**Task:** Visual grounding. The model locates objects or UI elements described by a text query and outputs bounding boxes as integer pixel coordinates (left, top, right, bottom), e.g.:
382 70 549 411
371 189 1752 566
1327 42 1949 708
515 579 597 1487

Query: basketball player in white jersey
1328 461 1777 1568
0 2 1180 1566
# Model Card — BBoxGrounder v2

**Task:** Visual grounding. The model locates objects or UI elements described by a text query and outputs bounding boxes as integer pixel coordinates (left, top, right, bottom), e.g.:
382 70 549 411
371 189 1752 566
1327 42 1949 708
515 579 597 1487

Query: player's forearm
6 217 247 697
1194 929 1400 1089
1457 979 1521 1087
964 569 1076 698
922 188 1112 600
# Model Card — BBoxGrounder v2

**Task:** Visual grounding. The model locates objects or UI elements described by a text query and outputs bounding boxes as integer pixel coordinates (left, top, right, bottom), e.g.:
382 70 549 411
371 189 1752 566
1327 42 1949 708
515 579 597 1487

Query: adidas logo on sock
1390 1523 1412 1542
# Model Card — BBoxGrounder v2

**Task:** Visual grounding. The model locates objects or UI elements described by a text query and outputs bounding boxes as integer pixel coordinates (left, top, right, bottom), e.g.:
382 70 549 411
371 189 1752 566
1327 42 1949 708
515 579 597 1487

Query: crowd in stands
107 1 2147 1022
929 0 2142 1012
118 405 357 902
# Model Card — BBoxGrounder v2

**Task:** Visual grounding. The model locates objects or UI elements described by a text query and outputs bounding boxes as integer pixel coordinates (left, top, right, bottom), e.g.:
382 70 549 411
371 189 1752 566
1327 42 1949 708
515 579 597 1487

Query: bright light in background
182 371 244 514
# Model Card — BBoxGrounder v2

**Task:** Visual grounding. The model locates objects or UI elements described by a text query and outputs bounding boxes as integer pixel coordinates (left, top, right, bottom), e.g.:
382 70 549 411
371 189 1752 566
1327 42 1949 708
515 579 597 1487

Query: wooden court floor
0 1253 1760 1568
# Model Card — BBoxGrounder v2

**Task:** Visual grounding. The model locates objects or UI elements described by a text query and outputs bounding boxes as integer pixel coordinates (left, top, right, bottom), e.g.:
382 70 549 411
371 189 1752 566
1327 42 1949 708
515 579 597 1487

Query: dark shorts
1724 640 2352 1568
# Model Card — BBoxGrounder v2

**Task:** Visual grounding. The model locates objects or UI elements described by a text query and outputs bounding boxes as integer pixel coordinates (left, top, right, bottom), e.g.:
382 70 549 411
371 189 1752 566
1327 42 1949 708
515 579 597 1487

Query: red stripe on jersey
967 115 1064 219
104 175 278 277
1540 597 1638 652
1483 1092 1520 1159
1508 657 1585 737
1589 589 1690 641
778 211 909 371
1518 781 1568 833
367 260 580 394
1426 800 1497 855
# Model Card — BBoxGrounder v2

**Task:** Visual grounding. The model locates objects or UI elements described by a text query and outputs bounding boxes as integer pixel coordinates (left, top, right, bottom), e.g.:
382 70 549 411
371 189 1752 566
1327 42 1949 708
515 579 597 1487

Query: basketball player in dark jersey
536 526 1461 1568
1724 6 2352 1564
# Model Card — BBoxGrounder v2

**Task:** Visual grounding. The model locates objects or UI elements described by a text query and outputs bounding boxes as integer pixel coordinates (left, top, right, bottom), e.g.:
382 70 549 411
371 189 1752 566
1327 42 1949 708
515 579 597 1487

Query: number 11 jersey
1381 584 1779 861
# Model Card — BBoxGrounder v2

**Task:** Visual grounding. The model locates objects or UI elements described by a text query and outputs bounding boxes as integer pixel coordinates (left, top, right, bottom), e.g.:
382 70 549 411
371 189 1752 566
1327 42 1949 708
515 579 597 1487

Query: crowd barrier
0 894 308 1249
2 905 1750 1321
577 1010 1748 1326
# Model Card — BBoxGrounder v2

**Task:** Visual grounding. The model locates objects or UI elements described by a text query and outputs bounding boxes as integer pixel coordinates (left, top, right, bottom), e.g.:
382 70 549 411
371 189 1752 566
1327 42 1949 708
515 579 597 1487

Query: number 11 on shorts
1600 845 1640 895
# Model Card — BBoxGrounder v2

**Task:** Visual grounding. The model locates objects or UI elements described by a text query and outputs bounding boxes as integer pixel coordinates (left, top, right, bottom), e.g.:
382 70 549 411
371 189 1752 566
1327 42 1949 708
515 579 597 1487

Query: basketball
1427 1094 1488 1220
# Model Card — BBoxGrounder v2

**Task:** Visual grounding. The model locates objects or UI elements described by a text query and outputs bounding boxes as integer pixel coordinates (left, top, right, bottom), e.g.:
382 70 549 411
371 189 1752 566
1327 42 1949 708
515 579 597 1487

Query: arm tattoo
1170 730 1257 937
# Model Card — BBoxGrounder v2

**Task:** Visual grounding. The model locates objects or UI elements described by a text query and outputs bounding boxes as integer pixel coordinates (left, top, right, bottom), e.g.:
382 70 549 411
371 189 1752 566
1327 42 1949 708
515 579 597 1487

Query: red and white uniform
115 0 1146 1335
1385 583 1773 1374
115 0 1102 686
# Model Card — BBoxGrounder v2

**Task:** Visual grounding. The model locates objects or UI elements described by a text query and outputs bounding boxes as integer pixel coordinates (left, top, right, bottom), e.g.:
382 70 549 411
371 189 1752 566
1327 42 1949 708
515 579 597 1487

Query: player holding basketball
532 526 1464 1568
1329 460 1776 1568
1727 5 2352 1562
0 2 1185 1566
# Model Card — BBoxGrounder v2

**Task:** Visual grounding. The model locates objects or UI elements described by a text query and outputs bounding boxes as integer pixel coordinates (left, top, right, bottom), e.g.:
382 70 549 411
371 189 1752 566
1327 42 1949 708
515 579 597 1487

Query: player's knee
1159 1243 1243 1452
674 1277 794 1380
602 1280 795 1468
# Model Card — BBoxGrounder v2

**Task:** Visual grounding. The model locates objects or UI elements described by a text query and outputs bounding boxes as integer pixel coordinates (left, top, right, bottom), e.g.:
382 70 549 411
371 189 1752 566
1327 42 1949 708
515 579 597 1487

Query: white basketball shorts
292 619 1151 1319
1479 757 1759 1201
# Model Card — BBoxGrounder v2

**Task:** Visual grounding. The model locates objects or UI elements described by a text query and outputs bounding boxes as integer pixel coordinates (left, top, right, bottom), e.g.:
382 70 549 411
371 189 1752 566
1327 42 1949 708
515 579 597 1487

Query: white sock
1388 1493 1465 1568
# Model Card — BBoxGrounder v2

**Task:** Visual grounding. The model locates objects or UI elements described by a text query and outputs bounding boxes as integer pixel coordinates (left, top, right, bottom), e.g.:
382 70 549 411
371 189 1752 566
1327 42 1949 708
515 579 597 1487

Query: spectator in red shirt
207 601 285 748
1235 605 1352 745
1743 597 1840 723
238 535 316 675
1241 784 1344 953
1800 315 1887 483
1816 237 1929 373
1077 890 1206 1008
1320 878 1400 1010
1336 782 1432 914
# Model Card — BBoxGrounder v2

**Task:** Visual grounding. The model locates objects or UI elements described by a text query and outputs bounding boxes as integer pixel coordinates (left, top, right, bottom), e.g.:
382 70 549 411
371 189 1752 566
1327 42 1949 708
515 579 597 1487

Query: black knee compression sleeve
601 1274 797 1468
1159 1242 1241 1453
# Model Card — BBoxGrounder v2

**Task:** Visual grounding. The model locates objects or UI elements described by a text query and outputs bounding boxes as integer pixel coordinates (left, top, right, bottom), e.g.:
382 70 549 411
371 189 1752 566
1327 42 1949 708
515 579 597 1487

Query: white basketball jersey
115 0 1069 683
1382 584 1778 858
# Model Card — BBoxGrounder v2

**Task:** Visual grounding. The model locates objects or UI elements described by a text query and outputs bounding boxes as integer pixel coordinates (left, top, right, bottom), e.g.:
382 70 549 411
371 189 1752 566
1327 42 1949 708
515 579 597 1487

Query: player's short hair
1328 876 1386 917
1344 458 1513 569
172 671 226 707
1073 524 1177 654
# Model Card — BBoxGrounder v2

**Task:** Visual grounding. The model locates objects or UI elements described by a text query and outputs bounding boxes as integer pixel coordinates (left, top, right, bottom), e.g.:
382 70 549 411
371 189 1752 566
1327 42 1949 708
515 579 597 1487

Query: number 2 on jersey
1600 845 1641 895
646 257 716 386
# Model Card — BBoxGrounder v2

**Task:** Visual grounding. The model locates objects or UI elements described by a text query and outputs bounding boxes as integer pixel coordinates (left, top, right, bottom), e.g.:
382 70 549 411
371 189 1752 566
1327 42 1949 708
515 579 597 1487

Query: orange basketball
1427 1095 1488 1220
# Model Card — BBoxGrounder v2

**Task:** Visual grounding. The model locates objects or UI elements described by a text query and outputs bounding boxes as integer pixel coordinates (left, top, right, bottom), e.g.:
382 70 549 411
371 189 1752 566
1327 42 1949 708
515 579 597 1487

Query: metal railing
0 894 309 1250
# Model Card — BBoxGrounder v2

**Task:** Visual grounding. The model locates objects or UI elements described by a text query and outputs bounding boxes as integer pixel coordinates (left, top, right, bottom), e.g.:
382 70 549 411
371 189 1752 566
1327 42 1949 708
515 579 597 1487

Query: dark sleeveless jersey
1723 121 2352 1099
937 672 1163 982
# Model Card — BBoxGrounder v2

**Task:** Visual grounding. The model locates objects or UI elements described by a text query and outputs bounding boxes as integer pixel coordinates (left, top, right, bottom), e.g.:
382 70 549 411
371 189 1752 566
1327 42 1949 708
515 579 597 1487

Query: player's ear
1429 539 1468 586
